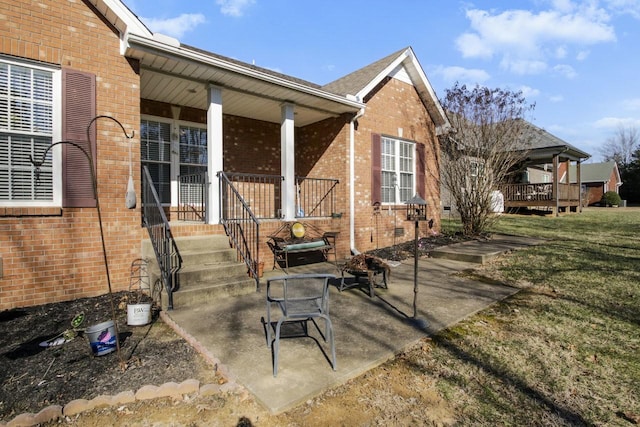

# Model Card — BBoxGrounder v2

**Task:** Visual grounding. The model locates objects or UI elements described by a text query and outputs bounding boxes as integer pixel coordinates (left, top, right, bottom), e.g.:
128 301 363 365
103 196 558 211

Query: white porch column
207 85 223 224
281 102 296 220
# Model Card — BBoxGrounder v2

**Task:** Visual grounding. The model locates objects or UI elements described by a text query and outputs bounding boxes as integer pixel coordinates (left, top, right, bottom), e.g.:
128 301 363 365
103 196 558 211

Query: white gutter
349 105 365 254
125 33 365 111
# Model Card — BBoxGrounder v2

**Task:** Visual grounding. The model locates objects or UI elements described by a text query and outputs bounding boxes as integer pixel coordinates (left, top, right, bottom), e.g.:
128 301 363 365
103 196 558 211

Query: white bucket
127 303 151 326
86 320 117 356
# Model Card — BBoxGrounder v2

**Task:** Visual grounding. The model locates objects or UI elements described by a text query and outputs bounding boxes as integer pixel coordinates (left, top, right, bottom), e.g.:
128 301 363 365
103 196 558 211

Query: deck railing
500 182 553 202
142 166 182 310
296 176 339 218
500 182 581 203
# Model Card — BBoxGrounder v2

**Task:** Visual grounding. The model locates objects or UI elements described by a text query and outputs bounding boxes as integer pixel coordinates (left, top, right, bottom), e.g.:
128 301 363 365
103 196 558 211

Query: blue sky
125 0 640 162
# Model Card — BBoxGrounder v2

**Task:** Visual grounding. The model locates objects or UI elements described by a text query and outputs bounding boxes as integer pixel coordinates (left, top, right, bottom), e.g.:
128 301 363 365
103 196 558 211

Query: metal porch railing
218 171 261 287
177 172 208 221
296 176 339 218
142 165 183 310
225 172 283 219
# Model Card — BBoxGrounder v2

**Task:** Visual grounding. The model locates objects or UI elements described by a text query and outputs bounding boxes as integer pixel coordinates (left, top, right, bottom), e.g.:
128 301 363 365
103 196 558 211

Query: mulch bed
366 231 472 261
0 291 217 422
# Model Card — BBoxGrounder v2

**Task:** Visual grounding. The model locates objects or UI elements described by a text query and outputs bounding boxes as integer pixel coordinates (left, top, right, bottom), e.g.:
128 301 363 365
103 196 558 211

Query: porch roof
124 33 365 127
517 120 591 163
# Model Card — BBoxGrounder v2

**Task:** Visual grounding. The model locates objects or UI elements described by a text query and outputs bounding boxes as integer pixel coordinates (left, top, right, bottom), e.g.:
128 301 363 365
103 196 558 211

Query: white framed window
141 117 172 204
141 117 208 206
381 136 414 204
178 124 207 177
0 59 61 206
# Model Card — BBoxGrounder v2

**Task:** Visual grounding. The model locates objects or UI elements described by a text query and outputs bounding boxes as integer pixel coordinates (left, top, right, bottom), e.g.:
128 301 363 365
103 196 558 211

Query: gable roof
322 47 450 133
569 161 620 183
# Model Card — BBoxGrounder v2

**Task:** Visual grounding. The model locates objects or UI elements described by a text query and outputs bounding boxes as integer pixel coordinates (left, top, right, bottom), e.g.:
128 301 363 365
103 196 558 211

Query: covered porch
126 33 362 225
501 122 591 215
126 33 364 280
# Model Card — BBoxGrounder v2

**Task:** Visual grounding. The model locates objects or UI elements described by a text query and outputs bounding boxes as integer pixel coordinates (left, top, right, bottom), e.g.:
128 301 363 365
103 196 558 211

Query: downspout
349 106 365 254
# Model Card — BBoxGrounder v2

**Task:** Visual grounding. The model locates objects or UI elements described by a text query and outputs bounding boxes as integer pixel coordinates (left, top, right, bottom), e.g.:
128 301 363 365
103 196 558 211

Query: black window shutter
62 68 96 208
416 143 426 199
371 133 381 205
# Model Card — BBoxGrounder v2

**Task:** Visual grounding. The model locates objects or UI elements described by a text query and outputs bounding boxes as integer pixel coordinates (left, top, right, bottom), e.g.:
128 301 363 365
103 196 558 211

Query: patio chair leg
273 319 284 377
325 315 336 371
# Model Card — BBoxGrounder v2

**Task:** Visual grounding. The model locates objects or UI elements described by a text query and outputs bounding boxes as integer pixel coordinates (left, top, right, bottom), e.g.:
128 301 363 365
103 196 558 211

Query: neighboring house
500 121 591 214
568 161 622 206
0 0 449 310
441 120 590 216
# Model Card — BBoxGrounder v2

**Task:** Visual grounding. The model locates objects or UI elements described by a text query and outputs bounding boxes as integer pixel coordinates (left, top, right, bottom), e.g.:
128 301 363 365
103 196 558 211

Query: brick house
0 0 449 311
568 161 622 206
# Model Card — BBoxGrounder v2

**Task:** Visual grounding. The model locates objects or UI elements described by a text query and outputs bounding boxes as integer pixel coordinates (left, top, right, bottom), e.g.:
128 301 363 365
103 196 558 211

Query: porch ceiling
126 34 364 127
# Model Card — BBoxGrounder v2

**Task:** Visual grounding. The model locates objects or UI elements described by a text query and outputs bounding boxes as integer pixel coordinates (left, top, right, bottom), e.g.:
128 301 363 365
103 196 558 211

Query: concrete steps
142 235 257 310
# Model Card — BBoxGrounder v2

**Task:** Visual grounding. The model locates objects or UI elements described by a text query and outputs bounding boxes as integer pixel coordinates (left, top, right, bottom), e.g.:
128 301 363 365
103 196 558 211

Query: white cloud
431 65 491 85
605 0 640 19
555 46 568 58
594 116 640 128
500 58 547 74
553 64 578 78
455 3 616 76
549 94 564 102
576 50 590 60
216 0 255 17
519 85 540 99
142 13 205 38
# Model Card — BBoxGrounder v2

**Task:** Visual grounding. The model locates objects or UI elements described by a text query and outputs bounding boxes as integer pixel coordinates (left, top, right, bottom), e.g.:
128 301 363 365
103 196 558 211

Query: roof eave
124 33 365 112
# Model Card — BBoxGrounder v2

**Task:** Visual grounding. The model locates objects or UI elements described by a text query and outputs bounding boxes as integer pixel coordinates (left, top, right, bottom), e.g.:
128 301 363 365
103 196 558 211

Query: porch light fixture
404 194 428 329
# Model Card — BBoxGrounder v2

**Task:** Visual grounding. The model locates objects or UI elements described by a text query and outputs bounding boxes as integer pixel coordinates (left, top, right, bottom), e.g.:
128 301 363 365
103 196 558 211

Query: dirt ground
1 233 471 426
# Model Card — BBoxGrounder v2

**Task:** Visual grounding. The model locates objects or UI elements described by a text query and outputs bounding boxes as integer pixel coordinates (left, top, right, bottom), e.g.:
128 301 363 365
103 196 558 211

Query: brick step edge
1 311 244 427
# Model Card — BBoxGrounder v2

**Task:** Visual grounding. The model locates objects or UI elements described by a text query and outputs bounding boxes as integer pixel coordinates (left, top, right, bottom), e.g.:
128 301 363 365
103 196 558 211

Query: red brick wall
0 0 142 310
351 77 441 253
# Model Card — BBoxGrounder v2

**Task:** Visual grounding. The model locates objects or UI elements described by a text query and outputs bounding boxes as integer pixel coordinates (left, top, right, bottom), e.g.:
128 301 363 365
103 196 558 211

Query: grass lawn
431 207 640 425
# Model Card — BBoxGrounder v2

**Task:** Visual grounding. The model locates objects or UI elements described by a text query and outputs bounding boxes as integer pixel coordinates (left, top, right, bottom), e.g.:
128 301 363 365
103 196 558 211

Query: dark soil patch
366 232 473 261
0 291 218 422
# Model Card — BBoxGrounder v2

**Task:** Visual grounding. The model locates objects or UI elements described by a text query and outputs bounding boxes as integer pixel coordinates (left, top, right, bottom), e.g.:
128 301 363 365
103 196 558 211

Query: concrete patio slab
163 234 540 414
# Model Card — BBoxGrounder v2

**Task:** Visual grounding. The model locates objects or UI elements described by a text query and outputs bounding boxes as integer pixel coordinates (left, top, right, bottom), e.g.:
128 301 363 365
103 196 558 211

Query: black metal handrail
218 171 260 288
177 172 208 222
142 165 183 310
225 172 283 219
296 176 339 218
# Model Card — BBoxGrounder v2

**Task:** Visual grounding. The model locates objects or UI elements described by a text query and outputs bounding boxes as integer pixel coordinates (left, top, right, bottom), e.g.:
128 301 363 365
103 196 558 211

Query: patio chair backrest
267 274 333 317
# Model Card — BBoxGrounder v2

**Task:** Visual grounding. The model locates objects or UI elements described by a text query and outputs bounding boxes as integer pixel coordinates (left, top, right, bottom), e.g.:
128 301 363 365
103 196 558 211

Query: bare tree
439 83 535 235
599 125 639 167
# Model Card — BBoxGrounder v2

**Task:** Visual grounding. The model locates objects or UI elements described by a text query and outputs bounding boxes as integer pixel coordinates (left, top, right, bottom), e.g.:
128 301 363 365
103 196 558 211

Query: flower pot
86 320 117 356
127 303 151 326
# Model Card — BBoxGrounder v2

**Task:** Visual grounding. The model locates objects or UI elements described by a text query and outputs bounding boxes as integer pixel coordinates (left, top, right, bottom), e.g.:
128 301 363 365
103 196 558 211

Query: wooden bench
267 222 338 273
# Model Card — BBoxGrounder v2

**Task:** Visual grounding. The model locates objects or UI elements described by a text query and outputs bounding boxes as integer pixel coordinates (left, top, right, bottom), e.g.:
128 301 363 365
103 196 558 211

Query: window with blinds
380 136 415 204
140 119 171 204
0 61 54 202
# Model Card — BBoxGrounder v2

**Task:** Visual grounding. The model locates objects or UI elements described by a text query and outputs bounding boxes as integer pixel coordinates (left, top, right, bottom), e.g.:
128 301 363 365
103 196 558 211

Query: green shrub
601 191 622 206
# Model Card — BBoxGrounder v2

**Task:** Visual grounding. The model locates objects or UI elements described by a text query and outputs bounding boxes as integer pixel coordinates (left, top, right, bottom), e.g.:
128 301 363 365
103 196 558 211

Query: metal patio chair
265 273 336 377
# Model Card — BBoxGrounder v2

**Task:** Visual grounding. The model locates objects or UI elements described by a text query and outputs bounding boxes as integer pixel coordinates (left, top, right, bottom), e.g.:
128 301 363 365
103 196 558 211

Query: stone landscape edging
1 310 243 427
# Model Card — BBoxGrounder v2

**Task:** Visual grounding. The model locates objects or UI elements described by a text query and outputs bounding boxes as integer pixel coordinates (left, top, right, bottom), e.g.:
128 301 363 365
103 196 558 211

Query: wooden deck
500 182 582 210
